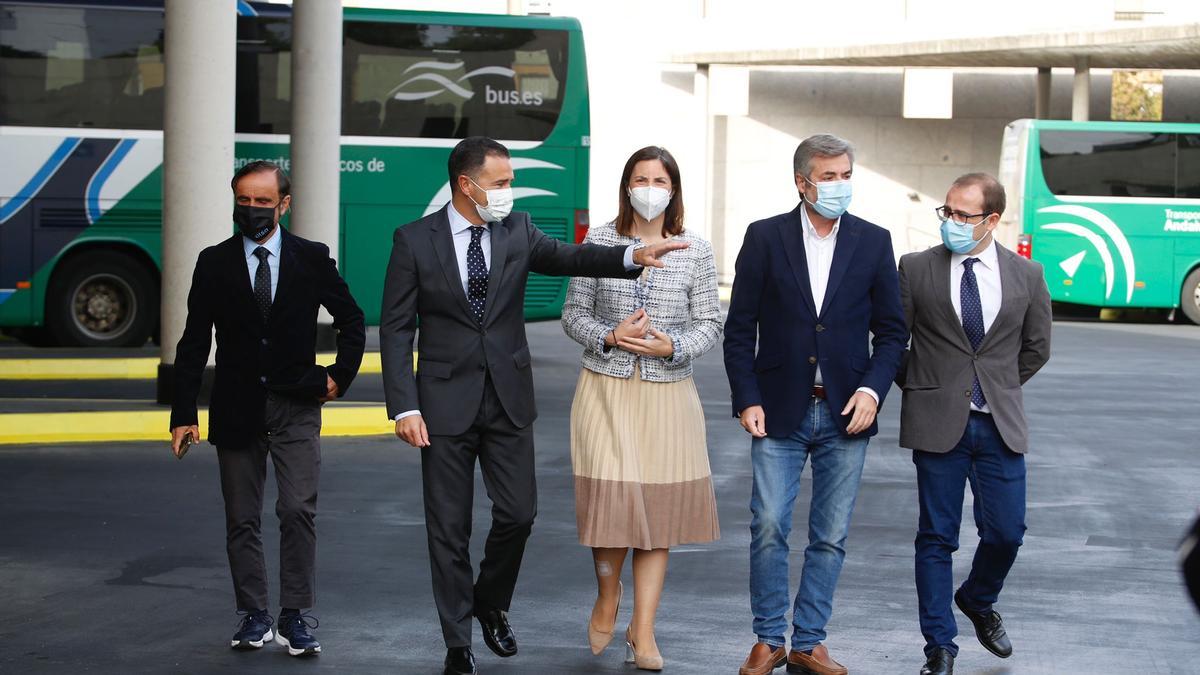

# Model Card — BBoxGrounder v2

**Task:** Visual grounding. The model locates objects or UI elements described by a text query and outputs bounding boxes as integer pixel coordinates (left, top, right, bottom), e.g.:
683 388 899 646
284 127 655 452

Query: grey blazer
561 222 722 382
896 243 1052 454
379 206 637 436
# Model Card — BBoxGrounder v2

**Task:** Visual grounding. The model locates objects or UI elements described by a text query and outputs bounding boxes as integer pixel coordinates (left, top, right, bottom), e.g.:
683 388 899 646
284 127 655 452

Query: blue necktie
466 226 488 323
960 257 987 408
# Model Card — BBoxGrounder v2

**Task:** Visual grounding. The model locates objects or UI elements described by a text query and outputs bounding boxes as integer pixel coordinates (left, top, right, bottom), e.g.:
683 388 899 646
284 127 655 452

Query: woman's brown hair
614 146 684 238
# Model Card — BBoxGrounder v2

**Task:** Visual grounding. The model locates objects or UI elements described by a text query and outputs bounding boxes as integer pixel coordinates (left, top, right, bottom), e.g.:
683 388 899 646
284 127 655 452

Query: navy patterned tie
252 246 272 322
466 226 488 323
960 257 987 408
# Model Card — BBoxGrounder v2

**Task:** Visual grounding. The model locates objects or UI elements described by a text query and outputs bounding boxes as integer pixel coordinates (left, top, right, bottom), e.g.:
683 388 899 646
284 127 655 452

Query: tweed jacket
562 222 722 381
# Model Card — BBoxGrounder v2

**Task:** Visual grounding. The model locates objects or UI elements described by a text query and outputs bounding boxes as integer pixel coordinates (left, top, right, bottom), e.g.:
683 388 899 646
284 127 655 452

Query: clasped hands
606 308 673 358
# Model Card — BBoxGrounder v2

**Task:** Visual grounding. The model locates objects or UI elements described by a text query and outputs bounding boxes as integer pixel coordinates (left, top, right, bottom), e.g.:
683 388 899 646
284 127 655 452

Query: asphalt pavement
1 319 1198 674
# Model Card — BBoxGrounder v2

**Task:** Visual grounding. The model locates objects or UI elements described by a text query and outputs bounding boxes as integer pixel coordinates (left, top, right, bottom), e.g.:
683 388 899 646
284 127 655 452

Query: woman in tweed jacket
562 146 722 670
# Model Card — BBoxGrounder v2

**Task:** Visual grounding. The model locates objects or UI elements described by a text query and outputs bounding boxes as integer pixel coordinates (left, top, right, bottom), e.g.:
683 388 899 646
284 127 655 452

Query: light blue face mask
940 218 986 254
803 177 853 220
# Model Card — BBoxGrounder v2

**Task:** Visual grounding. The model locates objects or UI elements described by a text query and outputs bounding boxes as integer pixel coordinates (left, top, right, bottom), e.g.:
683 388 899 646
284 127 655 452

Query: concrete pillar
289 0 343 262
694 63 720 275
1036 66 1052 119
158 0 237 404
1072 56 1090 122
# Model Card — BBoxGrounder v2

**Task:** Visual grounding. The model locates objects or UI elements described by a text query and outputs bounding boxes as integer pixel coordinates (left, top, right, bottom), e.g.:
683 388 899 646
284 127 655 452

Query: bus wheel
1182 268 1200 325
46 251 158 347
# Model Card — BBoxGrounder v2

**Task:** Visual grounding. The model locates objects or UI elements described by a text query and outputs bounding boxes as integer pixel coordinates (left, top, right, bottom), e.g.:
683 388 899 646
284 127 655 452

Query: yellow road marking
0 405 393 445
0 351 399 380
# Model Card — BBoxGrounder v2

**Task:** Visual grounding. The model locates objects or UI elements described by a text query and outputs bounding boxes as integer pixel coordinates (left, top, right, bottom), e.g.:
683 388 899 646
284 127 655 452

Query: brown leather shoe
786 644 848 675
739 642 787 675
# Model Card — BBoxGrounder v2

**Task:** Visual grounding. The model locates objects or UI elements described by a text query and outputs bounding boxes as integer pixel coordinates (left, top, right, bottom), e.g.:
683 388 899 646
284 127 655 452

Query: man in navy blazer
725 134 907 675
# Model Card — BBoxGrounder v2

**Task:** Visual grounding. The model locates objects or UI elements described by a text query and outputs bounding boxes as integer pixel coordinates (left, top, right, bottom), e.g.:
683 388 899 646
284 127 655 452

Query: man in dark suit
379 136 684 675
897 173 1051 675
724 134 908 675
169 160 365 657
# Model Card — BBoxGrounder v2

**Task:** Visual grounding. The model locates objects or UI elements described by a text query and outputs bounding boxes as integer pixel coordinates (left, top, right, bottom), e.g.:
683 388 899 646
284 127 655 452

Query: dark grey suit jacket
379 205 638 436
896 243 1052 454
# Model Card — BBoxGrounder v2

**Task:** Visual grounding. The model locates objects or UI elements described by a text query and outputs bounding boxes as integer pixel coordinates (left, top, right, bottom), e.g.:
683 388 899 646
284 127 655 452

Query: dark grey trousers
216 392 322 611
422 377 537 648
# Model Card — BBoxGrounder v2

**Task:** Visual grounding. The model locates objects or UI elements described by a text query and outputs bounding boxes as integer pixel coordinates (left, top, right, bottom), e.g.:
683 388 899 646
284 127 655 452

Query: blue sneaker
275 612 321 657
231 610 274 650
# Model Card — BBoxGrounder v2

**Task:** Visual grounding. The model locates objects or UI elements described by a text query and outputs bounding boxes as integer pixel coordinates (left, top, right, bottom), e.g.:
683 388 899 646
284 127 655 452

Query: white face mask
627 186 672 222
467 177 514 223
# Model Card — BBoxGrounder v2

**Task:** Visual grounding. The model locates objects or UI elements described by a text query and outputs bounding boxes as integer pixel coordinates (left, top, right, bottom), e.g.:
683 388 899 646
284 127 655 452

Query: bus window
235 16 292 134
0 4 163 129
1039 130 1175 199
342 22 568 141
1179 135 1200 199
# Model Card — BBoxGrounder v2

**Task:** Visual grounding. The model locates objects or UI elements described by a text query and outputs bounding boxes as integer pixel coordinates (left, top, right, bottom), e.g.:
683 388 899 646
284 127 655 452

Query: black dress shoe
475 608 518 657
954 590 1013 658
920 648 954 675
444 647 476 675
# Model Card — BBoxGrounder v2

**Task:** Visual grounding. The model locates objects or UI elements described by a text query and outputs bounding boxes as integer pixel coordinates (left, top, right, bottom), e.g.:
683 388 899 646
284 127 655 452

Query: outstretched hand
632 239 689 268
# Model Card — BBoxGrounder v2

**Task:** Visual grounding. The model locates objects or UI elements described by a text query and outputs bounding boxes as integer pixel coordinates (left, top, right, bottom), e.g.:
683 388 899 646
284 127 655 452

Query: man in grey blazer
896 173 1052 675
379 136 684 675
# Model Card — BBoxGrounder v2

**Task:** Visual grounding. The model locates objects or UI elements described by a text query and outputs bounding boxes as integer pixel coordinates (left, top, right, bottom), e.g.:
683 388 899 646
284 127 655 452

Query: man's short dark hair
952 172 1006 216
447 136 510 183
232 160 291 197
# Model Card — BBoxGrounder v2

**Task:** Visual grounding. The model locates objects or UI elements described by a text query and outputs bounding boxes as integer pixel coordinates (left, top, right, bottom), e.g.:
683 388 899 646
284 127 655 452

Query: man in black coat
380 137 684 675
170 160 365 657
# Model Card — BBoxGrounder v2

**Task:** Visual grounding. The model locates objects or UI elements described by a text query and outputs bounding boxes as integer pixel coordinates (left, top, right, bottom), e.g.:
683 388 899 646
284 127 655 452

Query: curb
0 352 387 381
0 405 392 445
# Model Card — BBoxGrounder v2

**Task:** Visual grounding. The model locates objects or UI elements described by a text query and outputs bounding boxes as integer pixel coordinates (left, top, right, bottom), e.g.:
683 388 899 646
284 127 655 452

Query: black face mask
233 203 278 241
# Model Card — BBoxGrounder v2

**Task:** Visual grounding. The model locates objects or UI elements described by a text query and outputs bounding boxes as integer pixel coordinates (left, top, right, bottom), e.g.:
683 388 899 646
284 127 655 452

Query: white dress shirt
242 225 282 302
950 237 1002 413
799 205 878 404
396 203 640 422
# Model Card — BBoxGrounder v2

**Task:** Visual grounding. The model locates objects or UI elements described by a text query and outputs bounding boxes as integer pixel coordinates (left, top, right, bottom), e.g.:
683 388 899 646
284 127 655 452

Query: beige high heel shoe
624 626 664 671
587 581 623 655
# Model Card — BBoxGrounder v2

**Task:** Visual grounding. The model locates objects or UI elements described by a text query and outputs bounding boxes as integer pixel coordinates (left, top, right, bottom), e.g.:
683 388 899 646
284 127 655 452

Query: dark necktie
960 257 987 408
253 246 272 322
466 226 488 323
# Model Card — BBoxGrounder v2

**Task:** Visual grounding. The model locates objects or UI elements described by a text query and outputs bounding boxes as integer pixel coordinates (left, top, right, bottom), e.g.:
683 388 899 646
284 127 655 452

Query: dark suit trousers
913 412 1026 657
216 392 322 611
422 376 537 648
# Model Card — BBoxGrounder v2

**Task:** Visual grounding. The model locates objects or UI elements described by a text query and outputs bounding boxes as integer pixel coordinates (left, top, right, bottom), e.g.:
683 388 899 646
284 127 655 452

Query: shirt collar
799 201 840 241
447 200 489 236
951 236 998 270
243 225 282 259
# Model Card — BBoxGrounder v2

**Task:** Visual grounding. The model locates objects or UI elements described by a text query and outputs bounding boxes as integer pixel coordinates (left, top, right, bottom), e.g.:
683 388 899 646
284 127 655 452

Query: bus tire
46 251 158 347
1182 268 1200 325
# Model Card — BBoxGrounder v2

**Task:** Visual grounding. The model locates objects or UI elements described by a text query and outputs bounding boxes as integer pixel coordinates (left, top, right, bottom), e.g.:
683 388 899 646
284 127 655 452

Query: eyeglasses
935 205 990 223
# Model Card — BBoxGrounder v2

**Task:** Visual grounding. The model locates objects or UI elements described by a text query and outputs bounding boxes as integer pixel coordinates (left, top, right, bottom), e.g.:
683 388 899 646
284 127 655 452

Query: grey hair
793 134 855 177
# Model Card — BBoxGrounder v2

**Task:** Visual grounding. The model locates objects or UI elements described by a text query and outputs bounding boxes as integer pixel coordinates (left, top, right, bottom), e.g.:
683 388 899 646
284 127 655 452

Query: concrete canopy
673 22 1200 68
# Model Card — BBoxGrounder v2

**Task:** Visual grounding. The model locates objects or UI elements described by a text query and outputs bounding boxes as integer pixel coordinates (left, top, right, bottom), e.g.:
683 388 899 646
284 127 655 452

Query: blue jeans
749 399 869 651
914 412 1026 657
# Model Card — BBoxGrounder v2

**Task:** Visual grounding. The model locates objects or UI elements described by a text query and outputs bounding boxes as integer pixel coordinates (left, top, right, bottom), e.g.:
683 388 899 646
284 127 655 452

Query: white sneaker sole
231 629 273 649
275 632 321 657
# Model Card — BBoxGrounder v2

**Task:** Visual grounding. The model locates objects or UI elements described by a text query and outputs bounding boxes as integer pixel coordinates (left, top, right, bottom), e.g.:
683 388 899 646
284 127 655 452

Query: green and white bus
0 0 591 346
997 118 1200 323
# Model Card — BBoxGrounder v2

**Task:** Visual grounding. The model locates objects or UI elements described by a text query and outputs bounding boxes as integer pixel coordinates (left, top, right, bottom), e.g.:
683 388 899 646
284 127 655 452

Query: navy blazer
723 204 908 438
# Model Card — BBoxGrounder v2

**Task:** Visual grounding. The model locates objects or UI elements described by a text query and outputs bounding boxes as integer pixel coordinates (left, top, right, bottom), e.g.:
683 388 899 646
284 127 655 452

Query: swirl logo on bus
388 61 545 106
1037 204 1136 303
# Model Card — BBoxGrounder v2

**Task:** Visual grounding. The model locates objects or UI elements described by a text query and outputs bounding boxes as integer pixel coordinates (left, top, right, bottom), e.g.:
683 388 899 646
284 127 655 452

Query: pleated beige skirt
570 364 720 550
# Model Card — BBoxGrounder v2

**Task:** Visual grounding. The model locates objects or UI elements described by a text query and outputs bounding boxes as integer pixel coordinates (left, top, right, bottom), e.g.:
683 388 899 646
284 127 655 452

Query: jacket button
261 338 268 346
479 363 486 371
964 390 972 398
260 376 267 383
808 356 817 364
815 324 825 332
